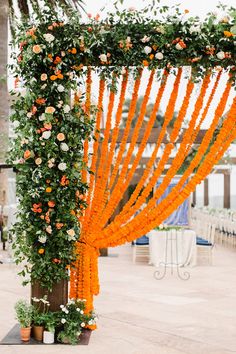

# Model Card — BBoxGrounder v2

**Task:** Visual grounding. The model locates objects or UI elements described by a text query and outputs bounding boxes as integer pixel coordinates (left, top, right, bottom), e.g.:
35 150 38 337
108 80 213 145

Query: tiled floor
0 243 236 354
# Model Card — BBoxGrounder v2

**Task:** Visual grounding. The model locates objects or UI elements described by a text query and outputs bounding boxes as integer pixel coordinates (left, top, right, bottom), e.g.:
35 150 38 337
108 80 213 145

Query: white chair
132 244 149 263
196 224 215 266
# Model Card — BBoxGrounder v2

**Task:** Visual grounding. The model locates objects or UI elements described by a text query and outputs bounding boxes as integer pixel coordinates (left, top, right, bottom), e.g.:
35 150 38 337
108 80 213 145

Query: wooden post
192 190 196 207
31 280 68 311
224 173 230 209
204 178 209 206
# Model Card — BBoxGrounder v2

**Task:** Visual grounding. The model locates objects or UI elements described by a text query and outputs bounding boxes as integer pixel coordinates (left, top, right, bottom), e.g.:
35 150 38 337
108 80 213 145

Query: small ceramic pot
43 330 55 344
20 327 31 342
32 325 44 341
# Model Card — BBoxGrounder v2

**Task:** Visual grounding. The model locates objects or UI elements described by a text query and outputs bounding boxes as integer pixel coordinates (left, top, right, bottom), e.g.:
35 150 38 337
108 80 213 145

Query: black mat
0 324 91 345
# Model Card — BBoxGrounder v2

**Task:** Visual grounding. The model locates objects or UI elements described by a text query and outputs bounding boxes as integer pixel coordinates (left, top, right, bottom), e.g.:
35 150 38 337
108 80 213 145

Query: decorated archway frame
8 3 236 315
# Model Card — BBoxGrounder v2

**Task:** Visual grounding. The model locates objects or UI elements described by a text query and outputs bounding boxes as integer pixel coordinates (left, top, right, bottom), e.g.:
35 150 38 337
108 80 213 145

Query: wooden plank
31 279 68 312
104 128 207 144
224 173 231 209
204 178 209 206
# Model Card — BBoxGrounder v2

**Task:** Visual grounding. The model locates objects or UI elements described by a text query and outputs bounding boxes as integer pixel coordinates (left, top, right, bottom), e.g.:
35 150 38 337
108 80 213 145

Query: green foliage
14 299 34 328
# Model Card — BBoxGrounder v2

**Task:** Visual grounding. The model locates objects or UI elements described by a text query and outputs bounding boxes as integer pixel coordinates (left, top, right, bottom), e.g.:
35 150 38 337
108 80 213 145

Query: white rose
38 235 47 243
63 105 70 114
39 114 46 121
46 225 52 234
35 157 42 165
57 84 65 92
61 319 66 324
80 310 84 314
58 162 67 171
143 46 152 55
67 229 75 237
176 43 184 50
189 25 201 34
99 53 107 62
27 112 32 118
155 52 164 60
141 35 150 43
48 160 54 168
60 143 69 152
155 26 165 34
42 130 51 139
43 33 55 43
216 51 225 60
80 322 85 327
13 120 20 128
30 78 37 84
57 100 63 108
41 84 47 90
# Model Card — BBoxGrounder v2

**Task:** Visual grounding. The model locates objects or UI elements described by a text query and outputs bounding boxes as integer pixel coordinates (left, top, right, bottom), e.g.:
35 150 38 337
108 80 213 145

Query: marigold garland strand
97 75 231 247
99 69 182 230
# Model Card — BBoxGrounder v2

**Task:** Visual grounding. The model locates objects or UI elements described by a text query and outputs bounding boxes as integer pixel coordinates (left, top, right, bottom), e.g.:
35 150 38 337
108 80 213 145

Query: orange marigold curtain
70 67 236 314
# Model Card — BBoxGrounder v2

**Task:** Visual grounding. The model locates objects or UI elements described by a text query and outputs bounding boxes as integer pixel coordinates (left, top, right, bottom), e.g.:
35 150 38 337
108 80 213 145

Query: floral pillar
9 17 96 302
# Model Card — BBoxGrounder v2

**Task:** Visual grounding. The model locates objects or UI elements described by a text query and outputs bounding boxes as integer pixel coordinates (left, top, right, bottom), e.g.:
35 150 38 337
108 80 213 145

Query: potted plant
42 312 56 344
32 296 50 341
14 299 33 342
57 299 97 345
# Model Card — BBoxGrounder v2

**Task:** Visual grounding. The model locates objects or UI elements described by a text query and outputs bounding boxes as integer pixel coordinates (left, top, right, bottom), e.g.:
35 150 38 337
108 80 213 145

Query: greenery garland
7 1 236 289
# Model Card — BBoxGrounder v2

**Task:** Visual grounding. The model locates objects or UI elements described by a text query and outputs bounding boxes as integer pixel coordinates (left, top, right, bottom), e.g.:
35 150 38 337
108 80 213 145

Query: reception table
147 229 196 267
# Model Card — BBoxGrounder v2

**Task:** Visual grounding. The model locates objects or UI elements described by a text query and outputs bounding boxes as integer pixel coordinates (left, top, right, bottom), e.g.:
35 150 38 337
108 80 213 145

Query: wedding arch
9 3 236 318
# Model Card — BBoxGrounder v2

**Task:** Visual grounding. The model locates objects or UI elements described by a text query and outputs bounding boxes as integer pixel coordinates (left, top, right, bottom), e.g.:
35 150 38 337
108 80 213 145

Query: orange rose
45 106 55 114
31 106 37 114
45 187 52 193
33 45 42 54
184 9 189 13
224 31 233 37
54 56 62 64
46 179 51 184
24 150 31 159
36 98 46 105
53 258 61 263
48 54 53 61
142 60 149 66
48 201 55 207
57 133 65 141
56 223 64 229
43 122 52 130
71 48 77 54
38 248 45 254
50 75 57 81
57 73 64 79
149 54 154 60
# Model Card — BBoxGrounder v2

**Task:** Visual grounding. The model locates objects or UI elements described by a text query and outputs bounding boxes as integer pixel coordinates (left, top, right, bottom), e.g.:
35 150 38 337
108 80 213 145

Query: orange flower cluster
70 242 99 317
96 70 155 228
32 203 42 213
60 175 69 186
82 68 92 184
82 78 106 235
70 68 236 315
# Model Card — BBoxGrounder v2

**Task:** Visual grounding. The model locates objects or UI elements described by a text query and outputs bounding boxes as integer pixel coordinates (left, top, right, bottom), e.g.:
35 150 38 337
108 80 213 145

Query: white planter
43 330 55 344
